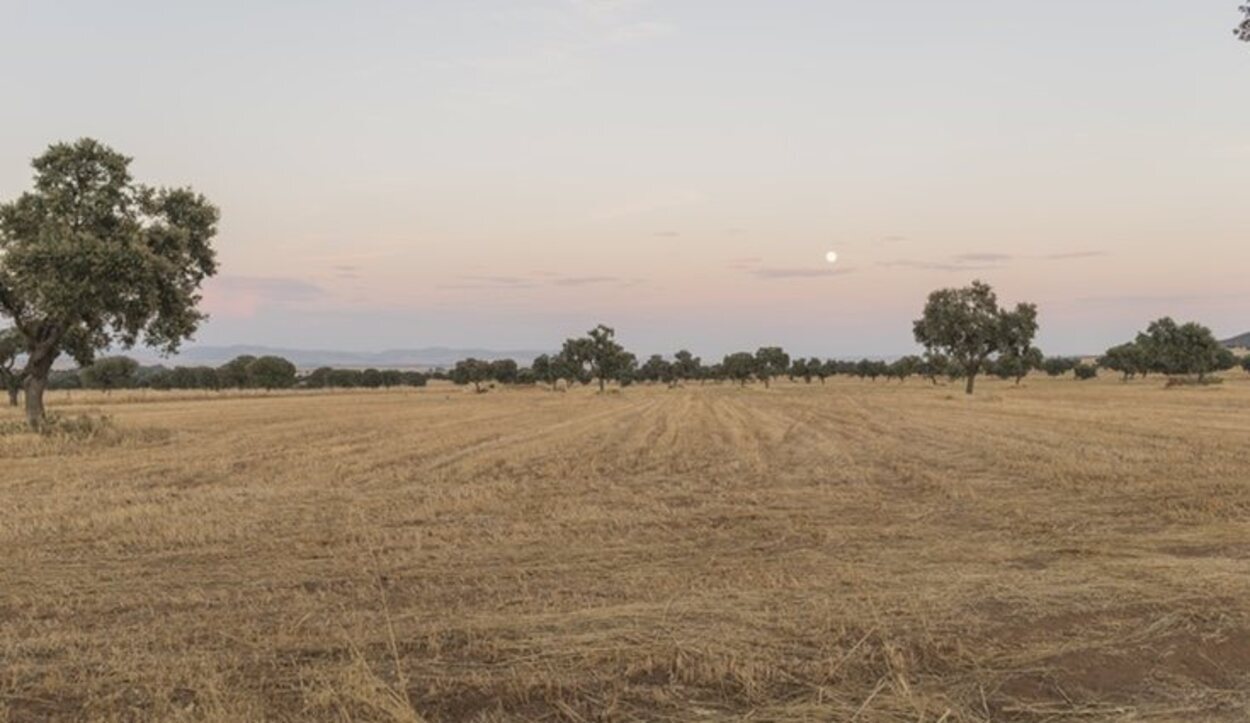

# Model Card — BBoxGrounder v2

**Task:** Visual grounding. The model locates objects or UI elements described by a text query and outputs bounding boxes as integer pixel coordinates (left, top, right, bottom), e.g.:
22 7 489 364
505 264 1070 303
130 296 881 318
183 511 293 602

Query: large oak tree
0 139 218 428
912 280 1038 395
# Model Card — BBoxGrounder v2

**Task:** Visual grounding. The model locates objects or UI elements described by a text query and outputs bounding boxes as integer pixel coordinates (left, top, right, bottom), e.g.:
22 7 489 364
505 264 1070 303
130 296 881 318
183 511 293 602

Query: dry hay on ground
2 376 1249 721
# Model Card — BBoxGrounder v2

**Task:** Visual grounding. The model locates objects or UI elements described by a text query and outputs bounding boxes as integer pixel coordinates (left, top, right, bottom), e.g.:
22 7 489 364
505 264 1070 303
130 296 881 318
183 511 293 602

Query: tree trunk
7 386 18 407
23 350 56 430
598 377 605 393
964 373 976 395
25 375 48 429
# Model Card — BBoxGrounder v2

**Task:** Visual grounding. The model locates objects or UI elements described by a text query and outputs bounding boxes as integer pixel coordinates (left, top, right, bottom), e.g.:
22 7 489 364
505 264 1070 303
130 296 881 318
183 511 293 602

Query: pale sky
2 1 1247 357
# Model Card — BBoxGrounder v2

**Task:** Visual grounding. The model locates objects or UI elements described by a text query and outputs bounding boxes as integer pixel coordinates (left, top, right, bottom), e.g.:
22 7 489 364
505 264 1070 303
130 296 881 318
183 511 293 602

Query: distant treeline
16 292 1248 402
41 355 429 393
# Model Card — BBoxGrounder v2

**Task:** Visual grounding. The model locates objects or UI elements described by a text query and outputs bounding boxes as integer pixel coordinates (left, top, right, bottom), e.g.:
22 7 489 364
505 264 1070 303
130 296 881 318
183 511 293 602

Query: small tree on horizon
753 347 790 388
451 357 493 392
722 352 756 387
80 356 140 392
562 324 630 392
246 356 297 390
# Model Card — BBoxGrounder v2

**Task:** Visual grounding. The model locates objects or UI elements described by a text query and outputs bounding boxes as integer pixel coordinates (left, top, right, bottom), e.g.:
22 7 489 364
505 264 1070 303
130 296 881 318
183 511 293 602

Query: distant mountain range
135 345 550 370
1222 332 1250 348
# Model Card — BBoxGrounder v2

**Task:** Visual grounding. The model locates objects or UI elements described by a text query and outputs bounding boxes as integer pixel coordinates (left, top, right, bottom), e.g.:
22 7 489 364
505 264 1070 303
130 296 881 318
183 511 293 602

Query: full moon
825 251 838 264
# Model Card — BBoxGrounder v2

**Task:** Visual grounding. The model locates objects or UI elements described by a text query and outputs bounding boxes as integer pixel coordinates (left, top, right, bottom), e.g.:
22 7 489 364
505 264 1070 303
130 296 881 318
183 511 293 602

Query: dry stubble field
2 377 1250 722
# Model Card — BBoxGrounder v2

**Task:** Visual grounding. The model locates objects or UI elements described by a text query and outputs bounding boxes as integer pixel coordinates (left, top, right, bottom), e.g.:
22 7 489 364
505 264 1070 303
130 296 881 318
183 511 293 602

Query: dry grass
2 375 1250 721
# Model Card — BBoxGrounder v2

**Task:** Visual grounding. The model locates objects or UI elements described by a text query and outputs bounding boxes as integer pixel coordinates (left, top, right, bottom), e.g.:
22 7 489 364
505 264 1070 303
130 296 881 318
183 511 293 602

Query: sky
2 1 1248 358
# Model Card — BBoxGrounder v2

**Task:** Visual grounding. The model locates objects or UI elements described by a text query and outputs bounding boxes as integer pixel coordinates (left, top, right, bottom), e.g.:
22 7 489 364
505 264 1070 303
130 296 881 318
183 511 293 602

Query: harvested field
2 377 1249 721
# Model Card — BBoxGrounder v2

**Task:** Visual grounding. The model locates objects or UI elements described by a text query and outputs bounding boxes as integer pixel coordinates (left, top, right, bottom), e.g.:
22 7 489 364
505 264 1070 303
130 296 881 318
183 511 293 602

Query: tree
490 358 518 385
1100 342 1148 381
789 358 812 383
360 368 383 388
0 328 24 405
722 352 756 387
218 355 255 388
1074 364 1098 381
0 139 218 428
531 353 560 390
672 350 701 385
1041 356 1076 377
562 324 630 392
913 280 1037 395
817 359 838 383
639 354 672 385
889 355 922 382
753 347 789 388
246 356 296 390
305 367 335 389
1238 4 1250 41
451 357 493 392
80 356 139 391
995 347 1043 385
615 351 639 387
996 305 1042 384
919 354 948 385
1135 318 1230 380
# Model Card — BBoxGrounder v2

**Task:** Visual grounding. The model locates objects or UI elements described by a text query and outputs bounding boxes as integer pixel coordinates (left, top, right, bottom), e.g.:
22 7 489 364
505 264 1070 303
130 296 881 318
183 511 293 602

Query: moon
825 251 838 264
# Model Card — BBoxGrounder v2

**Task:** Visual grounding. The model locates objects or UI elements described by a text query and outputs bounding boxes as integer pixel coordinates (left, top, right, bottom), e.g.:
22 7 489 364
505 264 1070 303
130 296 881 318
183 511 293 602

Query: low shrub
1164 376 1224 388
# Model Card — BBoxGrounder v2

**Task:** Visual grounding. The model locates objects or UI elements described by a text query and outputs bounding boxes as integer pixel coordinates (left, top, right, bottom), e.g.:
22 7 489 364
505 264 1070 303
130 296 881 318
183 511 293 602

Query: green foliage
1074 365 1098 381
1041 356 1076 377
913 280 1039 394
1100 342 1148 380
722 352 756 386
80 356 139 390
0 139 218 426
1134 318 1230 380
246 356 297 390
451 358 493 392
753 347 789 388
639 354 673 384
490 359 518 385
889 355 923 381
672 350 701 383
561 324 631 392
217 355 255 389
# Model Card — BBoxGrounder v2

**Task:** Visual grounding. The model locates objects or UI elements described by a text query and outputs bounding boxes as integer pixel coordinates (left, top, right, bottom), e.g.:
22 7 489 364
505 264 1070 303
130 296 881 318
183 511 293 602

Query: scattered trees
0 139 218 428
913 280 1039 395
1132 318 1234 381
